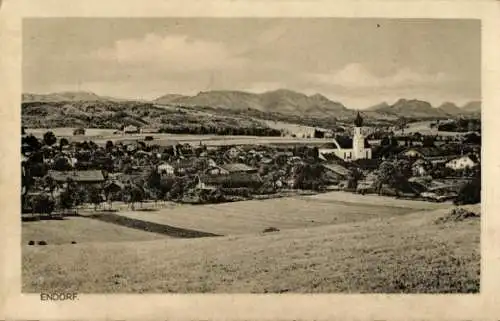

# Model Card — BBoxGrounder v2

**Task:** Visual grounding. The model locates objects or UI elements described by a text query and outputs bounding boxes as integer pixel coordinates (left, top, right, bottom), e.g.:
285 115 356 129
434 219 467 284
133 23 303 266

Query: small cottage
47 170 105 184
445 155 478 171
218 163 258 175
123 125 140 134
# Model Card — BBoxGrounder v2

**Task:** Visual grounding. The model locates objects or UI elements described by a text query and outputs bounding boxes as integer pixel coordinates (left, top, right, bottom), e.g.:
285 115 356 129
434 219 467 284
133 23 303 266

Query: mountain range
22 89 481 120
154 89 352 118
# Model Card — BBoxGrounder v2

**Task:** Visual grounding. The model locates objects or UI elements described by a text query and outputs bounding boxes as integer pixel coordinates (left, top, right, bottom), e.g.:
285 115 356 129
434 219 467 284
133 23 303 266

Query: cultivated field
22 217 167 245
25 127 117 137
22 203 480 293
393 121 473 136
111 193 448 236
25 127 333 147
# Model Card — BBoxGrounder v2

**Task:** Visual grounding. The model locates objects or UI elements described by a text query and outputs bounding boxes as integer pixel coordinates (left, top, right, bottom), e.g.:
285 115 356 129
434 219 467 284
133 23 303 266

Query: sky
23 18 481 109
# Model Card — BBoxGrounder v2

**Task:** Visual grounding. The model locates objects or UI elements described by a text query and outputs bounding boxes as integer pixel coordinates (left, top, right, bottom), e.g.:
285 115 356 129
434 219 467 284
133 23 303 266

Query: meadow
22 216 167 245
24 127 332 147
112 193 447 236
21 193 478 293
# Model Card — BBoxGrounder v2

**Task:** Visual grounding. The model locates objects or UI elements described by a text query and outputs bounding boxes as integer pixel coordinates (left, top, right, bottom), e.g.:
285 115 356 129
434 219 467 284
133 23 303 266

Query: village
21 112 481 218
16 16 485 296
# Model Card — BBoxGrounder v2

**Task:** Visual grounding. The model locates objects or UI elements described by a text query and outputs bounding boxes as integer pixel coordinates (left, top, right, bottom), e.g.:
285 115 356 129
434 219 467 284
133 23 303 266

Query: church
318 112 372 161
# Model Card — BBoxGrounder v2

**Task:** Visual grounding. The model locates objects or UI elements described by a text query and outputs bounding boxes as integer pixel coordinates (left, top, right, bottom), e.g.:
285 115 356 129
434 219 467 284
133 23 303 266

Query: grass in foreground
22 217 168 245
22 205 480 293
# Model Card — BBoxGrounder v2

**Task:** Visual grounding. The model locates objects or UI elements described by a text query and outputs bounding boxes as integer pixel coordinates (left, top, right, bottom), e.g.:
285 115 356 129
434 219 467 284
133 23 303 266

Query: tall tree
88 186 103 211
375 161 397 195
422 136 436 147
59 138 69 151
43 131 57 146
105 140 114 152
347 168 363 190
397 117 408 134
23 134 42 151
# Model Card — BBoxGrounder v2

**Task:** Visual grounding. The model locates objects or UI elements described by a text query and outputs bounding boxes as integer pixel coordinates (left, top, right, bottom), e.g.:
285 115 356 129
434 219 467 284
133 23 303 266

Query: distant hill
22 90 481 130
366 102 390 111
154 89 354 118
461 101 481 114
367 99 482 119
369 99 449 119
437 102 463 116
22 91 123 103
153 94 189 104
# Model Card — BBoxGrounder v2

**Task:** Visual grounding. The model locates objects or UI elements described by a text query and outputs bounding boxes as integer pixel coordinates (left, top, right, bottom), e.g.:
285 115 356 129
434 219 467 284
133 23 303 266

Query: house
218 163 258 175
47 170 105 184
174 159 199 175
73 127 85 136
319 112 372 161
356 172 378 194
157 163 175 175
412 159 431 177
224 147 243 160
103 180 124 196
123 125 140 134
351 158 380 171
321 163 351 181
445 155 478 171
196 172 263 189
408 176 433 188
400 147 442 159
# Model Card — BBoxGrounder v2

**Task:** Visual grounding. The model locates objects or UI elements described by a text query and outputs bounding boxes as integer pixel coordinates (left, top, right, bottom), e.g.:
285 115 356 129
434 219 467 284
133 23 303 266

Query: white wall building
319 112 372 161
445 155 478 171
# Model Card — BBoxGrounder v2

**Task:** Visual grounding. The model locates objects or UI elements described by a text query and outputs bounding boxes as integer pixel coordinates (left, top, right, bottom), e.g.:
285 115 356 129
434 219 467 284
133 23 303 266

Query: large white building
319 112 372 161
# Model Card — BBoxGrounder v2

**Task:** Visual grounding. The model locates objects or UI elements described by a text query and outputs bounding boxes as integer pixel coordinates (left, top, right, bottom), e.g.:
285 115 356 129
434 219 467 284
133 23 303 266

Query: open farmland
24 126 332 147
110 193 448 236
393 120 475 136
22 204 480 293
25 127 117 137
22 216 168 245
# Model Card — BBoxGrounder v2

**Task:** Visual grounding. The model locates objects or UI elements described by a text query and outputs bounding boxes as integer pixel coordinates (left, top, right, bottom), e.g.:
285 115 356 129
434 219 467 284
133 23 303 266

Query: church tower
352 111 365 160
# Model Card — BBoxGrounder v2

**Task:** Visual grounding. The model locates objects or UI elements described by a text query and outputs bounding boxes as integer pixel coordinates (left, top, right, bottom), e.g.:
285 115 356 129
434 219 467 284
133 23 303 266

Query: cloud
312 63 451 89
91 33 247 73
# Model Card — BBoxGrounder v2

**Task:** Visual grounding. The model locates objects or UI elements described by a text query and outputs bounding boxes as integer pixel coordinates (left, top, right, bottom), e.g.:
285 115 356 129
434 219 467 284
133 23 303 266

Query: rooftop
47 170 105 182
322 163 351 177
219 163 257 173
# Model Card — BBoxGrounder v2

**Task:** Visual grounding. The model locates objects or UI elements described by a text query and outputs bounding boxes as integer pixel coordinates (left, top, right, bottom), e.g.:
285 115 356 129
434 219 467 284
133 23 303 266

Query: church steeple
354 111 363 127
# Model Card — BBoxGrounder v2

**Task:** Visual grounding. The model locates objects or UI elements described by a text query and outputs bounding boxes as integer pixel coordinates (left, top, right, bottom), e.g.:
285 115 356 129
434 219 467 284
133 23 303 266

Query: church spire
354 111 363 127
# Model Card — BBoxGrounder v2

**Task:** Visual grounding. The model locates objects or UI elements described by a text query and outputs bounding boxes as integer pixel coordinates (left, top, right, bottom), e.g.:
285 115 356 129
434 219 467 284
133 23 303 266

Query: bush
435 207 480 224
454 178 481 205
43 131 57 146
262 227 280 233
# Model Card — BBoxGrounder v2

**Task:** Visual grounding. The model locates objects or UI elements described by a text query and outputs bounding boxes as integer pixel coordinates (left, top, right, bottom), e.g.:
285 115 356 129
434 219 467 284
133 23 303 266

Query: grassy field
22 217 168 245
393 120 473 136
308 191 453 210
25 127 117 137
22 204 480 293
25 126 333 147
111 193 445 236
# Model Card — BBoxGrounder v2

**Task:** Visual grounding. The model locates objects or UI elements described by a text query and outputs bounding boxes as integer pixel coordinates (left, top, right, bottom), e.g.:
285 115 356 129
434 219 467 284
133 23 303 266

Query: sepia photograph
20 17 482 294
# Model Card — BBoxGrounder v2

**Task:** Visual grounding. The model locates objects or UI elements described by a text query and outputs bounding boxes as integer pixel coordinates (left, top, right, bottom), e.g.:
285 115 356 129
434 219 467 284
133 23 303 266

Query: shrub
435 207 480 224
262 227 280 233
454 178 481 205
43 131 57 146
